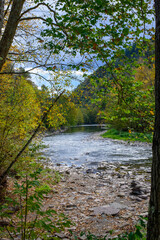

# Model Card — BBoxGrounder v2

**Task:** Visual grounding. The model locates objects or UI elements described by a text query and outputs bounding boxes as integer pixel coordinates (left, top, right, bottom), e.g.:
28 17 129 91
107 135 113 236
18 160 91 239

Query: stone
130 180 143 196
90 202 127 216
117 173 121 178
78 191 91 195
65 204 77 211
43 194 53 199
139 195 148 200
110 202 128 210
55 233 66 238
86 169 93 173
66 204 77 208
91 205 119 216
117 192 126 198
97 166 107 171
140 212 148 217
56 163 61 166
49 205 55 208
79 236 87 240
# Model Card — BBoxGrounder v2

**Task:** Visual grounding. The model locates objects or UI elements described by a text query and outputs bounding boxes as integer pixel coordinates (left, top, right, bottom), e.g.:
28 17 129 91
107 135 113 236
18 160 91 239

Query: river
42 125 152 171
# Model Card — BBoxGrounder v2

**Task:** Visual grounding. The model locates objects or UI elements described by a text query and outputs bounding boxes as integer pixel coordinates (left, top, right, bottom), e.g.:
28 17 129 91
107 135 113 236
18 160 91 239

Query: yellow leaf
150 110 154 115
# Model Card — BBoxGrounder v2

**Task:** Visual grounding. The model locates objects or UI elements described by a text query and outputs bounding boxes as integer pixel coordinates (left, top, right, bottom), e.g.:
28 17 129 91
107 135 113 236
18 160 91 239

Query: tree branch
19 16 58 28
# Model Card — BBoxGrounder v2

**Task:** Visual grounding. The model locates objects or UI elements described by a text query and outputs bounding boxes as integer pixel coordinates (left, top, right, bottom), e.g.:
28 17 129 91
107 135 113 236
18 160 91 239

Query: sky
28 68 93 90
17 0 155 90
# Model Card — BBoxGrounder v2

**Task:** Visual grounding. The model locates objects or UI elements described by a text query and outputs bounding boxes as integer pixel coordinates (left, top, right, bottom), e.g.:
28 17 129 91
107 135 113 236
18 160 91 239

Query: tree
147 1 160 239
0 0 74 77
0 0 160 238
0 65 41 199
0 0 69 194
47 0 160 238
0 0 25 70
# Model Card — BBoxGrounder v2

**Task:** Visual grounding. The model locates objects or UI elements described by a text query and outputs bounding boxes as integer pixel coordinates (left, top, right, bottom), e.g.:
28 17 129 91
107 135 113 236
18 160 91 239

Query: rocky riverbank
45 158 151 239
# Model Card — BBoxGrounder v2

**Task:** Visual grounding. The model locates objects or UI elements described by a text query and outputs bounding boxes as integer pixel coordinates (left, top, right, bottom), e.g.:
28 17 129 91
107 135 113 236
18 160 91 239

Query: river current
42 125 152 169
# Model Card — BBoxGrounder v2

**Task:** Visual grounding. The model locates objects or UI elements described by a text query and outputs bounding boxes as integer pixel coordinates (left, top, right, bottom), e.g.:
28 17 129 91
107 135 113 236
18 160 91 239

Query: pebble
55 233 66 238
44 160 151 237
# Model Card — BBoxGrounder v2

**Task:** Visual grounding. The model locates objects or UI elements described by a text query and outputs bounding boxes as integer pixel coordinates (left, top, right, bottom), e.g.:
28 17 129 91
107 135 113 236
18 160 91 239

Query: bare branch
20 2 56 18
19 16 46 22
19 3 44 18
19 16 58 27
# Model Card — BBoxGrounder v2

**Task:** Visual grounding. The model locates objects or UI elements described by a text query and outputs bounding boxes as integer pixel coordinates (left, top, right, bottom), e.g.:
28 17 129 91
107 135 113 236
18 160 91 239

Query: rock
135 197 143 202
49 205 55 208
66 204 77 208
79 236 87 240
140 212 148 217
43 194 53 199
90 202 127 216
117 192 126 198
130 180 143 196
131 189 142 195
90 205 119 216
97 166 107 171
86 169 93 174
117 173 121 178
78 191 91 195
130 195 142 202
110 202 128 210
55 233 66 238
56 163 61 166
130 180 137 187
80 183 86 187
139 195 148 200
87 196 95 200
65 204 77 211
96 183 106 187
122 214 132 219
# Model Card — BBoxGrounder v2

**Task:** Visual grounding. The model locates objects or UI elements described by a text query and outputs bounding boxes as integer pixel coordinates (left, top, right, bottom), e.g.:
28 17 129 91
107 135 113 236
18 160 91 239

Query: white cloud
27 68 93 89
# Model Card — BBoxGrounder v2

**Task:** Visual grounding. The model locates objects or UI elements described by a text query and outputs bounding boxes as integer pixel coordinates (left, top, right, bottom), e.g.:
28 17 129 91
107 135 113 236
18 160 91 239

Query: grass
101 128 152 143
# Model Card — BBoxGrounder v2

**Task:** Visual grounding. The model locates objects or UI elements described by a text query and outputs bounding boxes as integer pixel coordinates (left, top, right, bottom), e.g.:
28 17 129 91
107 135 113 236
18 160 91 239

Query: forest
0 0 160 240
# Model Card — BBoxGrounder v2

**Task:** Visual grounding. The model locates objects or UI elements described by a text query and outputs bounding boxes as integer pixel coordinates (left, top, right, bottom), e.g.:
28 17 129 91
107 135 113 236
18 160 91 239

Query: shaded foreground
43 161 150 239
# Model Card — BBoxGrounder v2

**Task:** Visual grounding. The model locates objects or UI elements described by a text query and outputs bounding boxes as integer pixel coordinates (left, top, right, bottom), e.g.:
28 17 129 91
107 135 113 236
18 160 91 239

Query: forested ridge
73 44 155 133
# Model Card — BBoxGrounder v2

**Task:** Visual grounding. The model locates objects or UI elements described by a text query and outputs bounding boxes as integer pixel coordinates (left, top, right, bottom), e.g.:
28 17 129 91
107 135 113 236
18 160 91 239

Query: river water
42 125 152 170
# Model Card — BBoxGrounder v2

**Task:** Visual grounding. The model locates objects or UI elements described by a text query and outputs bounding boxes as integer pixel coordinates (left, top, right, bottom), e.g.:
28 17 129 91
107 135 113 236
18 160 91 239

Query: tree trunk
0 175 7 202
0 0 25 71
0 0 4 37
147 1 160 239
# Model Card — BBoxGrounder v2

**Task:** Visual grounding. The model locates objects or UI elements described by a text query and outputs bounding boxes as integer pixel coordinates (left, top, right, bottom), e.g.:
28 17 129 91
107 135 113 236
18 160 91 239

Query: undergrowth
0 167 71 240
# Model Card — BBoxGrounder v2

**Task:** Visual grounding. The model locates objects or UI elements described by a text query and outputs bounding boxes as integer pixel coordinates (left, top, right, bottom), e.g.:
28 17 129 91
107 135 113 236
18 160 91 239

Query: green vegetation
0 0 159 239
0 167 71 240
72 45 155 133
102 128 152 143
73 217 147 239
